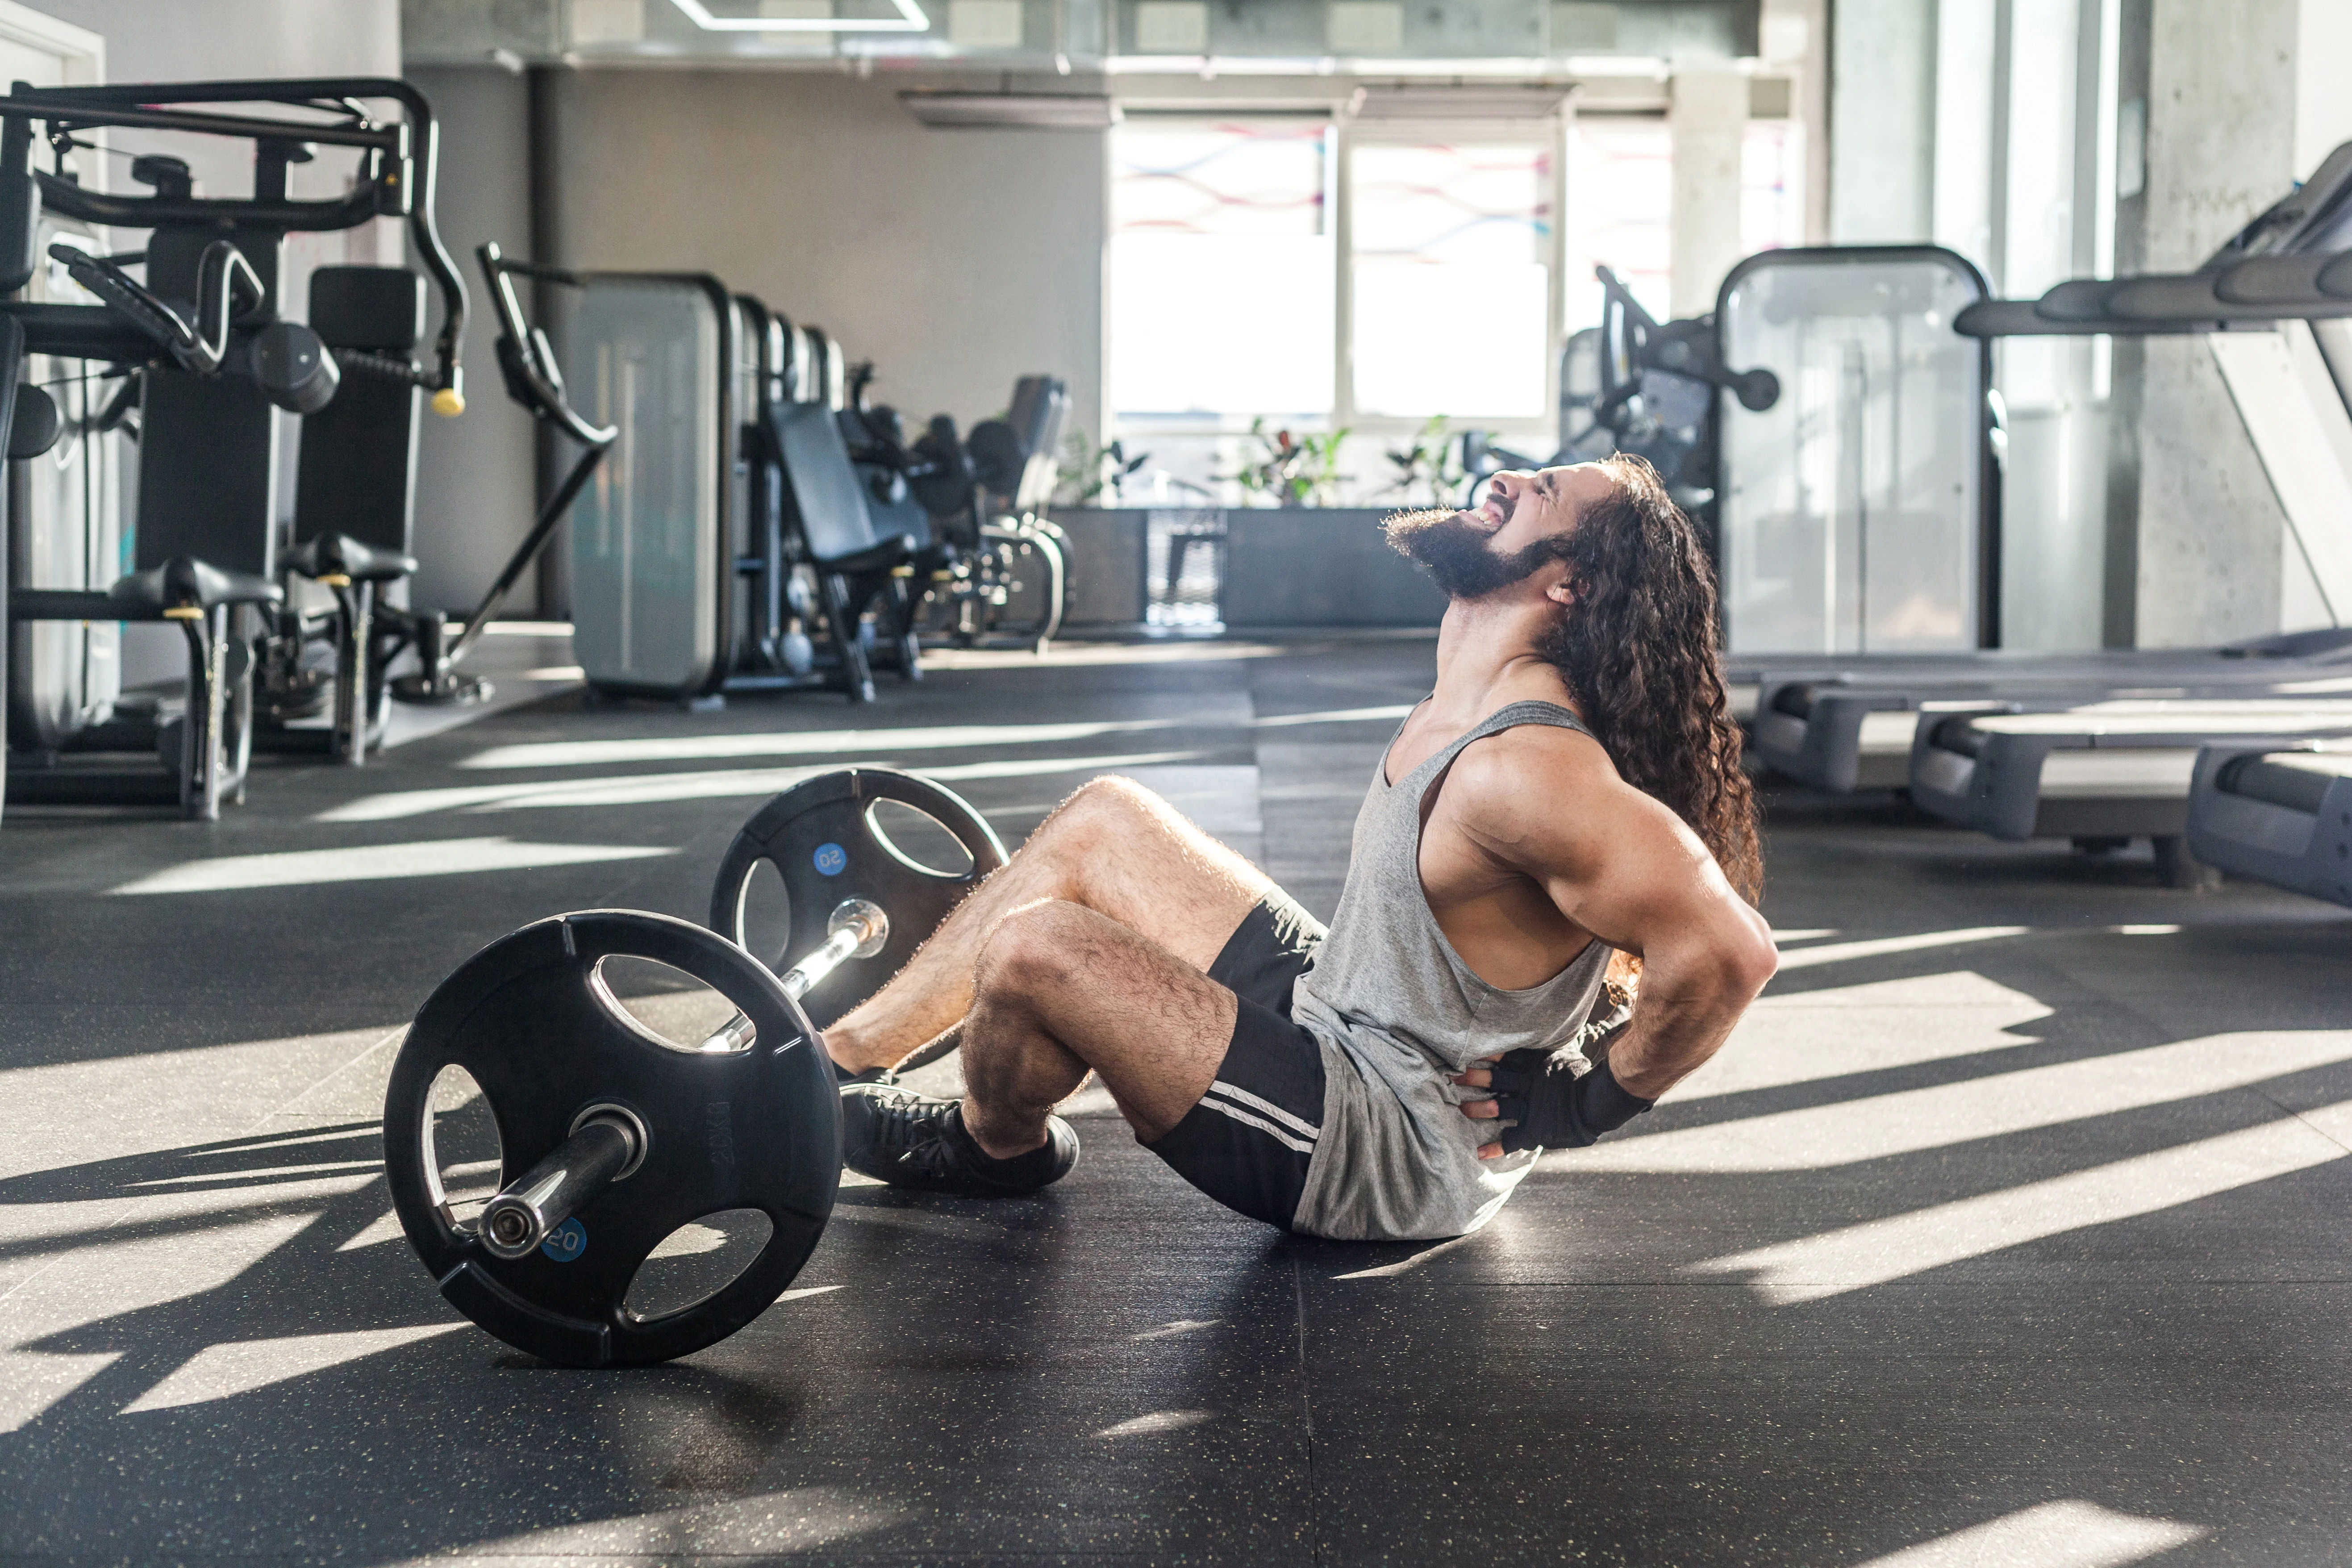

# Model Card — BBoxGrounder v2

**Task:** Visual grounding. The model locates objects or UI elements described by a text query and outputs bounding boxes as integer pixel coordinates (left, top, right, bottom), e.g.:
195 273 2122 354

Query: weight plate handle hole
622 1208 776 1322
590 955 757 1055
421 1063 502 1235
864 797 979 879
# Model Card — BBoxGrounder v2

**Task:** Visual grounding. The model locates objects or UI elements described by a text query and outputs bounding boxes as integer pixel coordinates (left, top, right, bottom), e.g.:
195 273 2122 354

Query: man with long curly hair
822 455 1778 1240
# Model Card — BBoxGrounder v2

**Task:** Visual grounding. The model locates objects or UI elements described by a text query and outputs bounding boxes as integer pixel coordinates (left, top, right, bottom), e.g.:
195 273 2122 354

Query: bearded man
817 455 1777 1240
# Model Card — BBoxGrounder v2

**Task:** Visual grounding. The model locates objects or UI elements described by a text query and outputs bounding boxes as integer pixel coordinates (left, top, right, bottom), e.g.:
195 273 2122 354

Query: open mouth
1468 485 1513 530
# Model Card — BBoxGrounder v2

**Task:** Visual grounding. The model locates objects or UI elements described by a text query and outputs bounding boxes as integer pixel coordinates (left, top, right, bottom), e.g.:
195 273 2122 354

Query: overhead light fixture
666 0 930 33
901 92 1121 128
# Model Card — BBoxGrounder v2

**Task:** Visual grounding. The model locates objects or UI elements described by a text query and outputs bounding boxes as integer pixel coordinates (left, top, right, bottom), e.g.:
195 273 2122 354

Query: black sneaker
839 1084 1078 1196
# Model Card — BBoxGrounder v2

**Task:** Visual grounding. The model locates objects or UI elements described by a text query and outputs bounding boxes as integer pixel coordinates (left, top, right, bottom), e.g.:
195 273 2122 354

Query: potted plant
1227 417 1349 506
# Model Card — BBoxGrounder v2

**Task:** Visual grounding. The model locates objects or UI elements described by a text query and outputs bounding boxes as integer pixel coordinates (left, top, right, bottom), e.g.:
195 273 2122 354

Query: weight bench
753 313 922 704
1907 698 2352 887
2186 739 2352 908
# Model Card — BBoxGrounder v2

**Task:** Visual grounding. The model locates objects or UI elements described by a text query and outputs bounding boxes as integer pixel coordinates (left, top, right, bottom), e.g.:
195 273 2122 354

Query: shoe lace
866 1092 962 1175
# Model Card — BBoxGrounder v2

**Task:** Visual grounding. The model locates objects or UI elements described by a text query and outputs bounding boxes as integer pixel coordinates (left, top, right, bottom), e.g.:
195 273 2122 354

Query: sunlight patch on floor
1579 1029 2352 1174
121 1324 467 1413
109 838 677 894
1849 1500 2204 1567
1674 971 2052 1099
459 717 1205 771
1771 926 2030 972
321 751 1212 822
1690 1097 2352 1303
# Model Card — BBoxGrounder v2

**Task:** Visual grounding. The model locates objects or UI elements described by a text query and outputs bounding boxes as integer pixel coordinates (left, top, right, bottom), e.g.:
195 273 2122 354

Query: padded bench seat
9 558 282 622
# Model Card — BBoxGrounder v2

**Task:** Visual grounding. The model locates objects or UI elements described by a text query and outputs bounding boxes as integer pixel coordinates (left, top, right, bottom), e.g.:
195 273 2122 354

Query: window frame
1334 112 1568 439
1104 108 1568 454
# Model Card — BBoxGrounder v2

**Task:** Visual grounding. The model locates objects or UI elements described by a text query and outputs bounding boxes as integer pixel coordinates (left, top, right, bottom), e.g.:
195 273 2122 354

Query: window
1741 119 1806 257
1348 139 1554 419
1108 120 1334 420
1105 114 1565 503
1563 117 1671 330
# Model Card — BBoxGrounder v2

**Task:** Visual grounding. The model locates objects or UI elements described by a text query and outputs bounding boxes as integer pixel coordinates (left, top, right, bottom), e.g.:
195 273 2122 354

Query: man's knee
1038 775 1167 853
974 898 1099 1009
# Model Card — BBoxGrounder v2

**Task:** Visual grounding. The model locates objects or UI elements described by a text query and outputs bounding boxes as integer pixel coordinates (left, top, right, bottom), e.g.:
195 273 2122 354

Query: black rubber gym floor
3 633 2349 1567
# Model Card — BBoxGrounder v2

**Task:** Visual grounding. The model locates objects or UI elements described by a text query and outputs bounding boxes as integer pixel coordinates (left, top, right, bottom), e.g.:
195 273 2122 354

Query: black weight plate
383 910 840 1368
709 767 1005 1028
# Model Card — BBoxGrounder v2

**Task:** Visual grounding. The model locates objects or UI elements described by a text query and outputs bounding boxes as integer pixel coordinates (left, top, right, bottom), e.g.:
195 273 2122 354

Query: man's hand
1453 1050 1653 1159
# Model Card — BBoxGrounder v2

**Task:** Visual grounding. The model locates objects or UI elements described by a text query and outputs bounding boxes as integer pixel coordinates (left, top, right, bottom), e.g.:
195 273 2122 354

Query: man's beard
1383 508 1571 600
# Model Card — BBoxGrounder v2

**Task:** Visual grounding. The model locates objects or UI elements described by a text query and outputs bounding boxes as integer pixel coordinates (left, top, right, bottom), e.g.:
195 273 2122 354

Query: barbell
383 768 1001 1367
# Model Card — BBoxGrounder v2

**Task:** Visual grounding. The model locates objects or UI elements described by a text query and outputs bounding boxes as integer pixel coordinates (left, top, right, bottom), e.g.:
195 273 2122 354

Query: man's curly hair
1539 455 1762 903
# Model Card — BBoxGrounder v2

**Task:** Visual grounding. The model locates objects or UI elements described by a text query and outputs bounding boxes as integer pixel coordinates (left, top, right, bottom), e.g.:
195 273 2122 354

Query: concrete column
1827 0 1935 243
405 66 542 619
2130 0 2298 647
1669 71 1747 318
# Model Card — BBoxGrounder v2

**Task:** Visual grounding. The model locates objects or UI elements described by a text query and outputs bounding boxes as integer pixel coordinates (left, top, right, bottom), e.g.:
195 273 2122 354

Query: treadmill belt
2219 752 2352 814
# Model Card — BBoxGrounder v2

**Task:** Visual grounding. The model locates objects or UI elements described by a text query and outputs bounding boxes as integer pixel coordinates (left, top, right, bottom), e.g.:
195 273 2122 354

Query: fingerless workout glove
1487 1049 1654 1154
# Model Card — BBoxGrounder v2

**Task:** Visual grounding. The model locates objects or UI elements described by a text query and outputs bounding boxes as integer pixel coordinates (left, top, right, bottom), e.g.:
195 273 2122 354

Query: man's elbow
1716 916 1778 1000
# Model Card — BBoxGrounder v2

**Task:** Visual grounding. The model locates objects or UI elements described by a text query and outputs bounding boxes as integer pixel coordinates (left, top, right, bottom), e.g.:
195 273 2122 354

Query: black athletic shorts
1143 889 1330 1230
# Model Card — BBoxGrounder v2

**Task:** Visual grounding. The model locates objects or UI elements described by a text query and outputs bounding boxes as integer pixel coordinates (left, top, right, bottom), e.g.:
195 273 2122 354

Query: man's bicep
1528 789 1735 957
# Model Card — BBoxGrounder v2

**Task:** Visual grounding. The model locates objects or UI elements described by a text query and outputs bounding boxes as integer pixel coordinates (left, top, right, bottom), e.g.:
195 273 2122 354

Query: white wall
1827 0 1935 243
22 0 394 82
544 67 1107 449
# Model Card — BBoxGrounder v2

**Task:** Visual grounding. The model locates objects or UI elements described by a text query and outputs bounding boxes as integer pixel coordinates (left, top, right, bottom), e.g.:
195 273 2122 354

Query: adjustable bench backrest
294 266 424 553
769 356 888 567
1004 374 1068 514
135 223 284 575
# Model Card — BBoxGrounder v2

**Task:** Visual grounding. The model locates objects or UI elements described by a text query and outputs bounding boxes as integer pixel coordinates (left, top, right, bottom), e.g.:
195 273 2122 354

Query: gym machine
386 242 617 707
1739 143 2352 884
848 370 1072 653
1739 146 2352 808
1463 263 1781 536
450 257 929 708
738 300 926 703
0 79 465 817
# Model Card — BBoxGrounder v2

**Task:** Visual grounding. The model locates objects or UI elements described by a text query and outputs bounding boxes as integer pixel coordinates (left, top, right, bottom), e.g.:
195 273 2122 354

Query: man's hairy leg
958 899 1238 1158
824 775 1270 1074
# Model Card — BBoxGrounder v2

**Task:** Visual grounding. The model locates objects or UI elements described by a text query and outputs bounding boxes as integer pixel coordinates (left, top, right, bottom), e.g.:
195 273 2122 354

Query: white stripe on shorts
1204 1080 1320 1141
1197 1095 1318 1155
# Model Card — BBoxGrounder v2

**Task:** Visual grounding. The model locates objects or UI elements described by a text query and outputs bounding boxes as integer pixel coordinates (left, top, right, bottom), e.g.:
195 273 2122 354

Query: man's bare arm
1448 731 1776 1111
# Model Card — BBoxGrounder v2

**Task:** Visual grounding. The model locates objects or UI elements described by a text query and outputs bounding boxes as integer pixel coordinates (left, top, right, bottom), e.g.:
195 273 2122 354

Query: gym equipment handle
696 899 890 1055
478 1111 641 1261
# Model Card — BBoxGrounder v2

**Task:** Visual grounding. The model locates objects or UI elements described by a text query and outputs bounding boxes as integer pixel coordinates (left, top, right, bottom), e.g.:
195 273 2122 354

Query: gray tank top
1289 699 1614 1240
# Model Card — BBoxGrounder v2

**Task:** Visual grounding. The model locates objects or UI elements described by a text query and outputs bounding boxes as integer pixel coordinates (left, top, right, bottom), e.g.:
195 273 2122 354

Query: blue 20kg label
813 842 848 876
540 1218 587 1262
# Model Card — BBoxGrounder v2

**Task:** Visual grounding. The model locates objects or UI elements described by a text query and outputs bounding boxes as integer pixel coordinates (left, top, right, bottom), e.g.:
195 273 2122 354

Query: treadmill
1741 142 2352 801
1756 632 2352 791
1906 697 2352 885
2186 738 2352 907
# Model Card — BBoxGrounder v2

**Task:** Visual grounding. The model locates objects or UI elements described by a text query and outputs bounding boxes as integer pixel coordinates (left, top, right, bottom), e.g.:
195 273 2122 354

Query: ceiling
402 0 1762 77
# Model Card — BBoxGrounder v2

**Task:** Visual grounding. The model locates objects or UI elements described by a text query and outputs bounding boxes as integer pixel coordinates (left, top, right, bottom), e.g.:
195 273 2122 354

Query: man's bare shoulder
1441 721 1678 860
